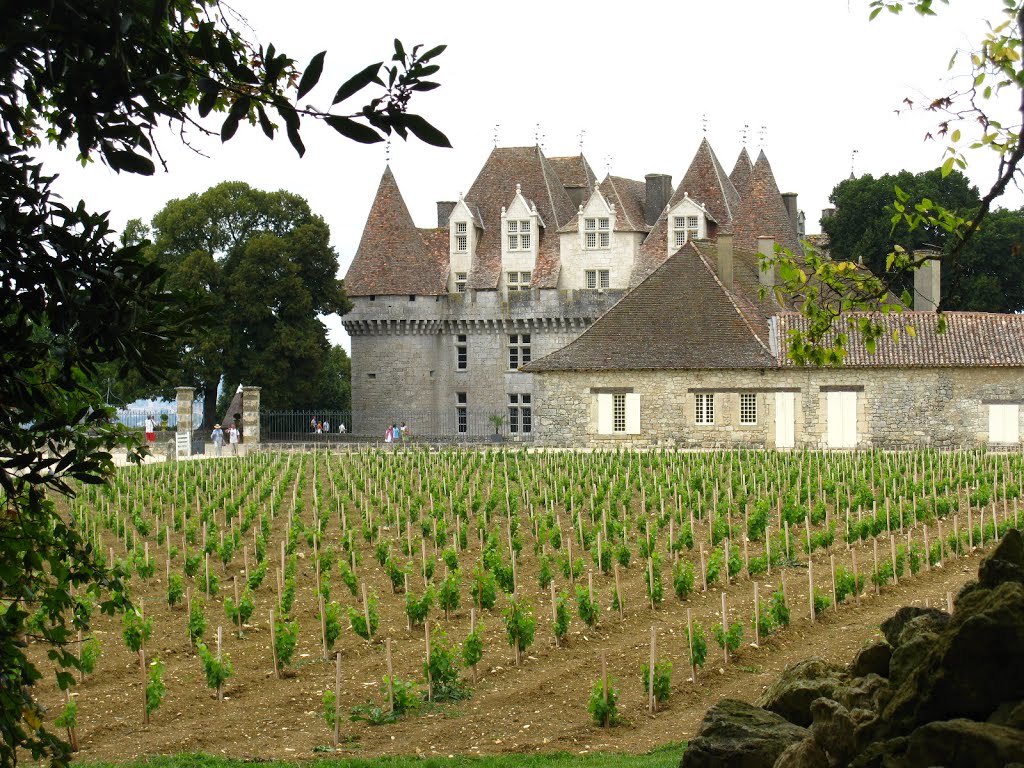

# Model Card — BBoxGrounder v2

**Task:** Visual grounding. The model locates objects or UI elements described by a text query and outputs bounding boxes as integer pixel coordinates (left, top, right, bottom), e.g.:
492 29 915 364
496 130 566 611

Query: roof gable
669 138 741 229
602 176 649 233
345 166 448 296
526 242 777 372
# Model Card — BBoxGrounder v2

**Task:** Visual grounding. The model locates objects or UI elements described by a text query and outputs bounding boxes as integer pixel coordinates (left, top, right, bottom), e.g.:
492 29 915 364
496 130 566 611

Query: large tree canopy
0 1 447 762
141 181 349 423
819 169 1024 311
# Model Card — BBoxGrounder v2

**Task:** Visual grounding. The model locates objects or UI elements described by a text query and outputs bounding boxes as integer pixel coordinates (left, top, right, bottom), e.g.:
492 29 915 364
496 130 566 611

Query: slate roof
345 166 448 296
731 150 802 256
463 146 577 290
669 138 741 230
548 154 597 191
602 176 650 233
776 311 1024 367
730 147 753 196
524 242 778 372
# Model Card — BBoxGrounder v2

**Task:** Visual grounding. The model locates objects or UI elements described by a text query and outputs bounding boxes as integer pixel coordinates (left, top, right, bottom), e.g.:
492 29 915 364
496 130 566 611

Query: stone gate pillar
174 387 195 458
241 386 261 444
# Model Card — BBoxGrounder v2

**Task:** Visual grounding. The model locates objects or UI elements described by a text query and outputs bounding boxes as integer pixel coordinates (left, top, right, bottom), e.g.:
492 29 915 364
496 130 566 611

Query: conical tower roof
669 138 741 229
731 150 801 256
730 147 754 197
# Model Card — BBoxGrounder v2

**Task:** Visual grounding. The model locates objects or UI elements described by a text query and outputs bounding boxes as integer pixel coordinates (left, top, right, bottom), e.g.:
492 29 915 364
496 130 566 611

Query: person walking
211 424 224 457
144 415 156 444
227 423 240 455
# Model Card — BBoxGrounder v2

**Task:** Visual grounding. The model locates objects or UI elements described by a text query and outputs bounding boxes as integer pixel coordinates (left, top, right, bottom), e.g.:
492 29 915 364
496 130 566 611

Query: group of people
210 422 240 456
310 417 346 434
383 421 409 444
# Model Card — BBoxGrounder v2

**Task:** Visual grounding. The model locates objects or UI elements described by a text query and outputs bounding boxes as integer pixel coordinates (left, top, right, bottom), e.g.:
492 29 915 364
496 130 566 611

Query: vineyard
43 448 1021 760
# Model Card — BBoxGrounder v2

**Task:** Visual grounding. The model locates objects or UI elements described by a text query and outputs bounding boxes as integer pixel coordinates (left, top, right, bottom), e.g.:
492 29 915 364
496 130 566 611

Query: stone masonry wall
533 367 1024 449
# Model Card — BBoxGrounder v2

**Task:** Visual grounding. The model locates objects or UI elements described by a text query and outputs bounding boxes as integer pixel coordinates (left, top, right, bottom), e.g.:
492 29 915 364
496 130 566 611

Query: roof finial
578 128 586 154
758 124 768 150
740 123 750 146
493 123 500 148
604 153 612 176
534 122 541 146
701 113 709 135
515 182 522 196
385 138 392 164
851 148 859 177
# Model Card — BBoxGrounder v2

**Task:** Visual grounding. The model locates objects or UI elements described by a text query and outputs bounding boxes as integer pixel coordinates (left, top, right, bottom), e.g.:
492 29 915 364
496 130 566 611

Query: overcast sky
40 0 1020 348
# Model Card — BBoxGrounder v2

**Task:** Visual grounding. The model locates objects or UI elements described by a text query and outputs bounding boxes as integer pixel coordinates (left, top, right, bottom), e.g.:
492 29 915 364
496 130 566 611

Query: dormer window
507 271 531 291
507 220 531 250
454 221 468 252
673 215 700 246
584 217 610 249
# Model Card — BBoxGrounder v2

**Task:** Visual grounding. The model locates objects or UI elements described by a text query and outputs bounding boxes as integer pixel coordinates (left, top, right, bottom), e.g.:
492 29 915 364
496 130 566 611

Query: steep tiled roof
525 243 778 372
629 214 672 288
548 154 597 191
463 147 576 290
731 150 802 256
345 167 448 296
730 147 753 196
669 138 741 230
603 175 650 233
776 311 1024 367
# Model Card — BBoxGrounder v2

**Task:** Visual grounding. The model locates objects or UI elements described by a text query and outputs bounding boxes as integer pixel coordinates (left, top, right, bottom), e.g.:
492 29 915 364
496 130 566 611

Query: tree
312 346 353 413
0 1 448 763
771 0 1024 361
143 181 348 421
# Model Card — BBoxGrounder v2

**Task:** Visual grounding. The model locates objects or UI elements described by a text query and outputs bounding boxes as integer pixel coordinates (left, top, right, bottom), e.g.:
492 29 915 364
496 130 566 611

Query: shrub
616 542 632 568
537 555 553 591
196 642 233 693
713 621 744 654
438 572 461 618
188 597 206 645
424 628 468 701
812 589 831 616
575 585 600 628
688 622 708 670
122 609 153 654
502 597 536 661
79 636 101 676
405 587 434 628
587 677 621 727
470 566 498 611
768 587 790 628
167 573 184 607
246 560 268 591
385 556 409 593
553 592 570 644
442 547 459 572
751 600 774 639
324 602 342 651
146 659 166 716
673 559 695 600
705 548 723 586
834 566 865 605
338 561 358 596
462 621 484 671
224 588 255 631
348 591 379 641
646 556 664 606
642 659 672 704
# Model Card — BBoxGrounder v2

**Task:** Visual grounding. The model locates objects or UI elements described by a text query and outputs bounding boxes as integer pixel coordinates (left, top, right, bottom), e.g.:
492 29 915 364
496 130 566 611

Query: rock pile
681 529 1024 768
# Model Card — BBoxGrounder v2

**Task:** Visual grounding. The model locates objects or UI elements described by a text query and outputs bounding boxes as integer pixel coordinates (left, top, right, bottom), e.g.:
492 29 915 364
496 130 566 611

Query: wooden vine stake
830 554 838 612
648 625 657 714
270 609 279 679
851 549 861 606
141 648 149 724
216 625 224 701
687 607 697 684
425 620 433 702
333 652 342 749
721 591 729 665
753 582 760 647
808 558 815 623
601 650 610 727
385 638 395 713
186 587 193 649
361 583 372 643
614 562 624 619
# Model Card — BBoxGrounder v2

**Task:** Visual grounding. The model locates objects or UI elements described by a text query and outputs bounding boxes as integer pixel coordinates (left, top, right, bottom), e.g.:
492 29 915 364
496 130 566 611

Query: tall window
454 272 467 293
456 392 467 434
612 393 626 433
454 221 468 252
508 334 532 369
456 334 467 370
506 271 532 291
508 393 532 434
585 269 610 289
584 217 610 248
507 220 532 250
695 393 714 424
740 393 757 425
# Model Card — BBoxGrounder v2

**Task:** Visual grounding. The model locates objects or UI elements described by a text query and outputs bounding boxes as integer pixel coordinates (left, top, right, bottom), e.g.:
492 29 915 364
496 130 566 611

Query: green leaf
419 44 447 62
221 96 250 142
197 78 219 118
940 157 954 177
324 116 382 144
401 114 452 148
297 51 326 100
332 62 382 105
106 150 155 176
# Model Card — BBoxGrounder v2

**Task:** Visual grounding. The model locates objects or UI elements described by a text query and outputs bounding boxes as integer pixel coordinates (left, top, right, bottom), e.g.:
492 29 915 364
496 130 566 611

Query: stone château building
342 139 804 437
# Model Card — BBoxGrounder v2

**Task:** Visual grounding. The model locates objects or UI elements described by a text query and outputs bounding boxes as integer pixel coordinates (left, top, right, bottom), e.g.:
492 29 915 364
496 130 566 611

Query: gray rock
988 699 1024 730
755 658 846 727
847 736 908 768
849 641 892 679
978 528 1024 589
887 631 938 686
833 673 890 713
681 698 809 768
773 737 830 768
809 697 857 765
880 607 948 649
904 718 1024 768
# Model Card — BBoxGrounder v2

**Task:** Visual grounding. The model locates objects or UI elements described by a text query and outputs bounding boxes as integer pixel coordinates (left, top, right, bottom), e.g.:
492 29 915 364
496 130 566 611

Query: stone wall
533 367 1024 449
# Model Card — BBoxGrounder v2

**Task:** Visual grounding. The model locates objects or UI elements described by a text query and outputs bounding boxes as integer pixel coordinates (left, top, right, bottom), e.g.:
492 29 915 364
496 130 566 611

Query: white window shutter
596 393 613 434
990 404 1020 443
625 393 641 434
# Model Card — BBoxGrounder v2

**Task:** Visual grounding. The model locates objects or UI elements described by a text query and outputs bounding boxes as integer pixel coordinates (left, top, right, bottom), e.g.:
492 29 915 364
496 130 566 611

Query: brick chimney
758 236 776 289
437 201 456 228
781 193 799 234
717 233 734 289
913 250 941 311
644 174 672 226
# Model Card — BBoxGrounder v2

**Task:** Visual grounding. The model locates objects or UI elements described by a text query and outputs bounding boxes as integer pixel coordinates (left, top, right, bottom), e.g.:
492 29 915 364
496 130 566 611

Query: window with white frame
672 214 701 246
740 393 757 425
585 269 610 289
508 334 531 369
454 221 468 252
613 393 626 432
695 393 715 424
456 392 467 434
508 393 532 434
584 217 610 248
507 219 532 250
596 392 641 434
456 334 467 370
506 271 532 291
454 272 467 293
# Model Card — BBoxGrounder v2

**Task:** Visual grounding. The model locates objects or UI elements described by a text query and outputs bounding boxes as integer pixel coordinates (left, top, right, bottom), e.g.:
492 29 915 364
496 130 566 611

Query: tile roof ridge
691 241 775 357
600 174 645 231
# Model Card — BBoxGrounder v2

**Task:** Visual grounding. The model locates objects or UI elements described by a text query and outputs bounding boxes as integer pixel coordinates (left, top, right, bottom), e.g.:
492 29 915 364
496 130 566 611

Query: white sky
39 0 1021 349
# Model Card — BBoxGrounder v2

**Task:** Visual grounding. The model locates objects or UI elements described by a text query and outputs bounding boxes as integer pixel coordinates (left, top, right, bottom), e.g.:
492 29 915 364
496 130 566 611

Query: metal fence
260 409 533 443
112 407 177 430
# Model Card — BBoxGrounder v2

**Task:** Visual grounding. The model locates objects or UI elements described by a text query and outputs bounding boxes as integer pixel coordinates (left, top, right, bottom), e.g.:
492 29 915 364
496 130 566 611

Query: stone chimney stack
758 236 776 289
437 201 456 228
717 233 734 289
781 193 799 234
913 250 942 311
644 174 673 226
